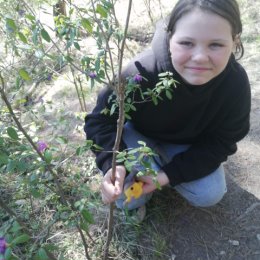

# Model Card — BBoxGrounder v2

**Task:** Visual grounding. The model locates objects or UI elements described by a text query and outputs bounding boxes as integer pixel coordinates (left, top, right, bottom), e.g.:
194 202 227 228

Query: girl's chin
181 75 212 86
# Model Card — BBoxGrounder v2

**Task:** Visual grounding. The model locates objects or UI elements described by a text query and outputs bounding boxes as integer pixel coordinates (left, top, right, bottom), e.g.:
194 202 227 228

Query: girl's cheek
172 51 190 64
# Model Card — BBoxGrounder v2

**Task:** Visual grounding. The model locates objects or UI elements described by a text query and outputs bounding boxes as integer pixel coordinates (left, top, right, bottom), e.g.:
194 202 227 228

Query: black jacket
84 22 251 186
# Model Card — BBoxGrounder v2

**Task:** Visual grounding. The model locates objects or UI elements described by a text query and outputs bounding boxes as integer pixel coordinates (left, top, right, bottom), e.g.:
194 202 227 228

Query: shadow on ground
135 173 260 260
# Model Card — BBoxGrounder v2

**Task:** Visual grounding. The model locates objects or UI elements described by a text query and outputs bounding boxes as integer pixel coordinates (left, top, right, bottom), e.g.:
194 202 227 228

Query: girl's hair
167 0 244 59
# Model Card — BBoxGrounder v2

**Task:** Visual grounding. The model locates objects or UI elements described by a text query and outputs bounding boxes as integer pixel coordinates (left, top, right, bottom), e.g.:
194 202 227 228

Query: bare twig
70 65 85 112
236 202 260 222
103 1 132 259
77 225 92 260
77 76 88 112
0 197 31 235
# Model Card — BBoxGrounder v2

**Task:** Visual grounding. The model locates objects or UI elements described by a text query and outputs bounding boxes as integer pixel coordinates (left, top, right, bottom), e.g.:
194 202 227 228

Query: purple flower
88 72 97 79
133 74 142 83
46 74 52 81
37 140 48 153
18 10 26 16
0 237 7 254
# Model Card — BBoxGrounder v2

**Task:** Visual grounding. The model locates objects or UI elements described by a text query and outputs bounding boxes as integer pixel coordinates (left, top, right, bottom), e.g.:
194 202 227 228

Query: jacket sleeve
84 87 127 174
162 76 251 186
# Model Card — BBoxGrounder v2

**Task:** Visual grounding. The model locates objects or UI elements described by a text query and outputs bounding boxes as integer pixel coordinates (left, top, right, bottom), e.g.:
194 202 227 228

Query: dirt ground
37 0 260 259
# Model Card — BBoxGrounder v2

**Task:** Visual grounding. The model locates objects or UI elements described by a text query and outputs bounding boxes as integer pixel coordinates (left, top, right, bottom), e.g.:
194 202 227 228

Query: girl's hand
101 165 126 204
138 170 170 194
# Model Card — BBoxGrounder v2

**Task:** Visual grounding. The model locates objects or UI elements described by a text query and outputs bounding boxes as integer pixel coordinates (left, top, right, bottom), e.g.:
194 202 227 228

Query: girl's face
169 9 235 85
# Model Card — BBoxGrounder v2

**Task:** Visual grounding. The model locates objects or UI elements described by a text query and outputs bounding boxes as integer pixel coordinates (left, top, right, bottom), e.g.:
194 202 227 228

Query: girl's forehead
174 9 233 36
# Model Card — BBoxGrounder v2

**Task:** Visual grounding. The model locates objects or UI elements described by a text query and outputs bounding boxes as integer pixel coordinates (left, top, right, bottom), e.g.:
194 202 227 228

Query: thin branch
0 198 31 235
103 1 132 259
77 225 92 260
0 197 58 260
1 73 91 259
90 0 115 85
0 74 66 205
70 65 85 112
78 75 88 112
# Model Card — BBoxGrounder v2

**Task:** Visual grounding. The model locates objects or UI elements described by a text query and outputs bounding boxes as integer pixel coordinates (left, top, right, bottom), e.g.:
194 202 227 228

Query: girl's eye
210 43 224 48
179 41 193 47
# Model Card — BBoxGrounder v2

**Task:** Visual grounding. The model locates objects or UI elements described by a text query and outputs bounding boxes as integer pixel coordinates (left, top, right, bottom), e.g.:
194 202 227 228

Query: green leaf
152 96 158 105
31 188 41 198
130 104 137 111
163 79 169 87
44 150 52 164
110 103 117 115
116 158 125 163
43 244 59 252
81 208 94 224
7 127 19 140
41 28 51 42
165 90 172 99
19 69 31 81
80 219 89 232
158 71 172 77
38 248 50 260
56 136 68 144
76 146 83 156
92 144 103 151
32 28 39 45
25 14 36 22
96 4 108 18
12 234 30 245
6 160 17 173
137 141 146 146
16 161 28 172
81 18 92 33
65 55 74 62
6 18 17 31
4 248 12 260
0 152 8 165
18 32 28 44
11 221 22 233
95 58 100 72
74 42 80 50
125 113 131 120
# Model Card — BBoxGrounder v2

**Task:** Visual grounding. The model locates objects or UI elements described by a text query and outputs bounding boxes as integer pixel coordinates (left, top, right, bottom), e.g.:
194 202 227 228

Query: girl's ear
233 34 241 51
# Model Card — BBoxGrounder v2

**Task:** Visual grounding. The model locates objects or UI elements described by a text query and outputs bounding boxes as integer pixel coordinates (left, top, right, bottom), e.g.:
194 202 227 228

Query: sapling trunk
103 1 132 259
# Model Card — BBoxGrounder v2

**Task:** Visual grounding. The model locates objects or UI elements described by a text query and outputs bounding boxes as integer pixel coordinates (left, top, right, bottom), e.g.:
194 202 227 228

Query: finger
101 192 110 204
101 178 121 203
101 181 114 202
114 170 125 195
138 177 156 194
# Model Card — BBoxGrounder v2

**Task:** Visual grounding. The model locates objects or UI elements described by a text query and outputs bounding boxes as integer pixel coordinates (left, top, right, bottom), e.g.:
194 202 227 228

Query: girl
84 0 251 212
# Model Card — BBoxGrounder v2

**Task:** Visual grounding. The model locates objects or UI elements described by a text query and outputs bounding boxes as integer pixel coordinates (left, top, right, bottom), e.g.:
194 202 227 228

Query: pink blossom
0 237 6 254
89 72 97 79
37 140 48 152
133 74 142 83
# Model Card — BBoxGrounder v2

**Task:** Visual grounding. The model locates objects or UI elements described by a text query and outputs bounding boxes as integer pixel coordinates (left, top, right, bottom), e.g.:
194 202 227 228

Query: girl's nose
192 48 209 63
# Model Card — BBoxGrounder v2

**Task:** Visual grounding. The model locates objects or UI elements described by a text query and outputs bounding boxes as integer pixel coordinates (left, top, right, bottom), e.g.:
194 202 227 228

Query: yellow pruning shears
124 181 144 203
